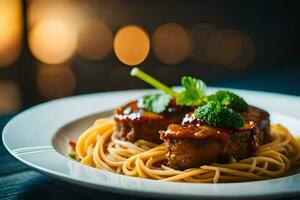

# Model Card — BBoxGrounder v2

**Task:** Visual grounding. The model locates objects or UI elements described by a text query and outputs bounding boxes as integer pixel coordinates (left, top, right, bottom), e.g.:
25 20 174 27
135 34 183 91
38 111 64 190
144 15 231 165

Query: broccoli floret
194 101 244 129
207 90 248 112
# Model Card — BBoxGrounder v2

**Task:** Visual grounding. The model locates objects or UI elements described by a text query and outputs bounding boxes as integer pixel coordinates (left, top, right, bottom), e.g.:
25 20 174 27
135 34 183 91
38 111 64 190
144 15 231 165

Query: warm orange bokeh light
27 0 85 29
206 29 255 69
190 23 218 63
152 23 191 64
37 64 76 99
0 0 22 68
206 29 240 63
114 25 150 66
0 80 21 114
29 20 77 64
77 20 113 60
186 29 195 58
218 35 243 64
230 32 255 69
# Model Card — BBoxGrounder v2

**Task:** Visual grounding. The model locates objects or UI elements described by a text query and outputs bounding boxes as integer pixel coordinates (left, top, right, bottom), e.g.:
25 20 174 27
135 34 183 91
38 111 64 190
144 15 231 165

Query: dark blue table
0 114 149 200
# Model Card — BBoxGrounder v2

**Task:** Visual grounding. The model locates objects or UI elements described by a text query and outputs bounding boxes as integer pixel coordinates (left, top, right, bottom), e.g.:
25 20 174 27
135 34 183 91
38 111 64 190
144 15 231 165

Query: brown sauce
161 112 257 141
160 124 231 140
114 99 193 123
114 101 163 123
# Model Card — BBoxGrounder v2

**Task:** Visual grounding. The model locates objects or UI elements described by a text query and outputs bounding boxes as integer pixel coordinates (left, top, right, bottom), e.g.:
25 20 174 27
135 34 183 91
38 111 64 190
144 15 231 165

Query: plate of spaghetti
3 68 300 199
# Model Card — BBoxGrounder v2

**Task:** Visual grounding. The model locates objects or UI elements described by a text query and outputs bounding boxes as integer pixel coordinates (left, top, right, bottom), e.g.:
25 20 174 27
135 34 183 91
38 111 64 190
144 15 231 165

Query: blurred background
0 0 299 116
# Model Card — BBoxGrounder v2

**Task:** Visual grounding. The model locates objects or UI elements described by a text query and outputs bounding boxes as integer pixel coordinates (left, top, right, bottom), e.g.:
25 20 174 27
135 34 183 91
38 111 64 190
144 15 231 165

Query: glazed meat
160 106 270 170
114 100 193 144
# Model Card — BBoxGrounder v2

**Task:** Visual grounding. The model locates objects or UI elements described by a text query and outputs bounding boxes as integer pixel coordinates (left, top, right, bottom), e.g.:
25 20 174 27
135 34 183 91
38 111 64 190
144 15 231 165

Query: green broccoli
194 101 244 129
207 90 248 112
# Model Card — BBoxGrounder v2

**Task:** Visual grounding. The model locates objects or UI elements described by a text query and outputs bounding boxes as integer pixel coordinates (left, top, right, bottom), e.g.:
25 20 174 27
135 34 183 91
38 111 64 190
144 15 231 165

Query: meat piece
114 100 193 144
164 138 223 170
241 106 270 144
160 106 270 169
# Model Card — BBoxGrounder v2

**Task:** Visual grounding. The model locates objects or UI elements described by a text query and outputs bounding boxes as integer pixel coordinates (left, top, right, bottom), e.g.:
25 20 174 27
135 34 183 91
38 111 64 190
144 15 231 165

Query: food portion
113 69 206 143
161 106 270 169
70 68 300 183
114 99 193 143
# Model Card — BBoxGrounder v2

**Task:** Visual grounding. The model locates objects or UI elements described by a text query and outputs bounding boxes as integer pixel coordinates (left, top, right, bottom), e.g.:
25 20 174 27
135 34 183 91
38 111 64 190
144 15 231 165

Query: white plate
3 88 300 199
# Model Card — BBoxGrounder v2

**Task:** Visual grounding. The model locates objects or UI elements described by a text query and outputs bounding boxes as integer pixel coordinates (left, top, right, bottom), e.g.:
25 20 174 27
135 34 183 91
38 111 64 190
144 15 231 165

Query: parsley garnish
137 93 171 113
176 76 207 106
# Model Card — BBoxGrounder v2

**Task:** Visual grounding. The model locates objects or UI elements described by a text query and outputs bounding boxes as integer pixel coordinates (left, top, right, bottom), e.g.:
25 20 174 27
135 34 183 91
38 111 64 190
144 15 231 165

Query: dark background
0 0 299 115
1 1 300 199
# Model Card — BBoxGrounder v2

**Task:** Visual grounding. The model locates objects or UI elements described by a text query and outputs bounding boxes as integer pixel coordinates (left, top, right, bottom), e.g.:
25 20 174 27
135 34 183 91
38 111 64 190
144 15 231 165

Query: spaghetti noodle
74 118 300 183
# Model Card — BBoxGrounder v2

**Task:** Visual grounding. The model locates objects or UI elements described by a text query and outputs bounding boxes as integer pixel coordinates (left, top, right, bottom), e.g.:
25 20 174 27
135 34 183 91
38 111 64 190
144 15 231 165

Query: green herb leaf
177 76 207 106
207 90 248 112
194 101 244 129
137 93 171 113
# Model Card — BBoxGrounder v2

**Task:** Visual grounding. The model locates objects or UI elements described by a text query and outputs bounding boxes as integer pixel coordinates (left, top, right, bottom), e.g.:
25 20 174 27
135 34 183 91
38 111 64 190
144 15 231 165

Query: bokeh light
114 25 150 66
27 0 86 29
0 0 22 68
152 23 191 64
77 19 113 60
37 64 76 99
190 23 218 63
0 80 21 114
206 29 255 69
29 20 77 64
206 29 241 64
217 34 243 64
186 29 195 58
230 32 255 69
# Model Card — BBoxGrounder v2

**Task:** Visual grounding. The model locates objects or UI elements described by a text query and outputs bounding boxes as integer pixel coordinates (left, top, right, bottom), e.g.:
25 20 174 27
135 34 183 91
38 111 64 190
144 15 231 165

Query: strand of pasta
75 118 300 183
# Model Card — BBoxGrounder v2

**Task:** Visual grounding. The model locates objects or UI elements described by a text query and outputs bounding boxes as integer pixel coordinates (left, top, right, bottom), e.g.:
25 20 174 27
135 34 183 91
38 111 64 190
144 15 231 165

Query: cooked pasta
73 118 300 183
